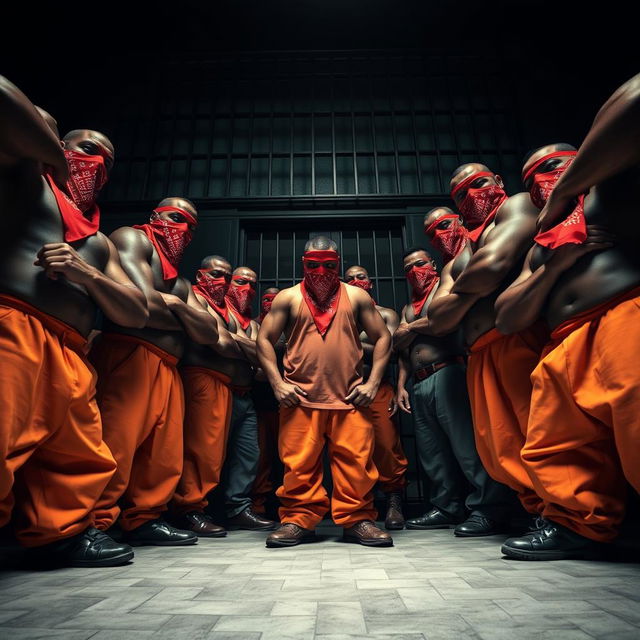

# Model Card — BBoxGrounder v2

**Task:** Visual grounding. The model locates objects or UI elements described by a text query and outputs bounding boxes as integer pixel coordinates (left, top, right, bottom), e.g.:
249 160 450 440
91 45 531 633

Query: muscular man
216 266 275 530
0 76 148 566
90 198 220 546
251 288 283 516
258 236 392 548
345 265 408 530
172 256 267 536
424 161 547 526
393 247 512 535
495 74 640 560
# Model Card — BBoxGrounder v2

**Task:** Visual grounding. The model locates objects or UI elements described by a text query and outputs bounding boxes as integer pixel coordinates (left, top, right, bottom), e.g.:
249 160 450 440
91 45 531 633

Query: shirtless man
495 73 640 560
90 197 221 546
393 247 512 535
258 236 392 548
0 76 148 566
251 288 283 516
423 162 546 529
345 265 408 530
172 255 271 535
422 206 469 266
222 266 276 530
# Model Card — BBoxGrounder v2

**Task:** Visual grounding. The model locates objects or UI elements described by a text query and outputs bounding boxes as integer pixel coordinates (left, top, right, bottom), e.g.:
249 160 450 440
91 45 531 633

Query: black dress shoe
501 519 602 561
124 519 198 546
227 508 277 531
176 512 227 538
44 527 134 567
454 514 507 537
406 508 460 530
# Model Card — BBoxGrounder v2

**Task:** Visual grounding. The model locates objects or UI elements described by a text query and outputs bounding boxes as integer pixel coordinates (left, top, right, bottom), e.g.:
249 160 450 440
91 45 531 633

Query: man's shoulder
499 192 538 221
110 225 152 252
377 304 399 320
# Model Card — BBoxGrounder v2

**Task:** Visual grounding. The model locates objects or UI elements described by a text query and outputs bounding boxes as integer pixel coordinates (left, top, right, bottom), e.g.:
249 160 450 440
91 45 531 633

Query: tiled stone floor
1 523 639 639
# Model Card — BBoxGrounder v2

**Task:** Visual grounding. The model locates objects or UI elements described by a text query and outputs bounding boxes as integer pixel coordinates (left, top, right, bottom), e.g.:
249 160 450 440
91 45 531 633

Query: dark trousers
222 393 259 518
412 363 513 520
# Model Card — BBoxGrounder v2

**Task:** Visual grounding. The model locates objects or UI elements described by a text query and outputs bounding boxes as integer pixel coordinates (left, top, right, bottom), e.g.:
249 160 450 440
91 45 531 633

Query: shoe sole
405 523 456 530
266 536 315 548
227 525 277 531
127 538 198 547
501 544 595 561
385 523 405 531
454 530 505 538
343 536 394 547
194 531 227 538
69 550 134 567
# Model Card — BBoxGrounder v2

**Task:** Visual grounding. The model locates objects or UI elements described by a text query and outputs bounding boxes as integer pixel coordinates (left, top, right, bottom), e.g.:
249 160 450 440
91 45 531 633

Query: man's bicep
109 229 156 293
385 310 400 334
260 300 289 341
360 300 387 341
102 237 143 288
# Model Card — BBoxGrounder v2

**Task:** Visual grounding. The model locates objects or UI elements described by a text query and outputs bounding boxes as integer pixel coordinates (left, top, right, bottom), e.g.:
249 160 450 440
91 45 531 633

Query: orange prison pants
251 410 280 514
90 334 185 531
466 323 548 515
522 289 640 542
0 296 116 547
172 366 233 514
370 382 408 493
277 405 378 529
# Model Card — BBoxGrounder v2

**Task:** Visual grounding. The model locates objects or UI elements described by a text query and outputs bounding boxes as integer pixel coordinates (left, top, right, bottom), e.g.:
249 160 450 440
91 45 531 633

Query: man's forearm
85 271 148 329
234 334 259 366
257 338 285 388
450 250 513 297
397 352 411 389
144 292 183 331
495 263 563 334
367 334 391 387
168 299 218 344
427 291 480 337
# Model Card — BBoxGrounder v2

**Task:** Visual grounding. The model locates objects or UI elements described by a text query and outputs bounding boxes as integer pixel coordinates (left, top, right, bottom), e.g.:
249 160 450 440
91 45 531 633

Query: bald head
521 143 577 188
423 206 461 236
153 197 198 230
233 266 257 281
201 255 231 271
63 129 114 171
304 235 338 252
263 287 280 296
345 265 369 280
450 162 503 206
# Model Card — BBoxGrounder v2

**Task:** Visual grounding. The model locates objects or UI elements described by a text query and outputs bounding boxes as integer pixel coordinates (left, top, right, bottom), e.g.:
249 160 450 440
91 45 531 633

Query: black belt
414 356 466 381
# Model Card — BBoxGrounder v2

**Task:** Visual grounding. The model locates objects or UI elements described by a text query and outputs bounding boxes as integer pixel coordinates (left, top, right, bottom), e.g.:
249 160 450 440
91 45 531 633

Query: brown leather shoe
384 492 405 530
178 511 227 538
344 520 393 547
227 507 277 531
266 523 315 548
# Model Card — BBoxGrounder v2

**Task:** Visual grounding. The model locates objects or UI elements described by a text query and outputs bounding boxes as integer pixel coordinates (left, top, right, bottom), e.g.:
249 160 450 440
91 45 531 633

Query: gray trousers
222 392 260 518
412 363 513 520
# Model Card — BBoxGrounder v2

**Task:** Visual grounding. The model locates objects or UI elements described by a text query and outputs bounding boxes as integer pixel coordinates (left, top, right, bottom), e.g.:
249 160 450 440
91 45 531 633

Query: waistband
414 356 466 381
100 332 179 367
0 294 87 353
468 327 504 353
231 384 252 397
180 365 231 386
550 285 640 344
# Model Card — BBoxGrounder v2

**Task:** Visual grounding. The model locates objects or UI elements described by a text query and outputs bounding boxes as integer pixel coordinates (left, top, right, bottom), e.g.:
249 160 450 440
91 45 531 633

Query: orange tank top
284 283 363 410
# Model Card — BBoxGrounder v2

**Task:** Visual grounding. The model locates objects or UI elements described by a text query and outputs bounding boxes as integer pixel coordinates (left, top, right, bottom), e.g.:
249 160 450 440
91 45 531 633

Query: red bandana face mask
133 206 197 280
226 276 256 318
301 250 342 336
64 149 107 213
346 278 373 293
259 293 278 322
523 151 577 209
452 172 507 230
302 252 341 308
425 214 469 264
195 269 229 307
406 263 439 317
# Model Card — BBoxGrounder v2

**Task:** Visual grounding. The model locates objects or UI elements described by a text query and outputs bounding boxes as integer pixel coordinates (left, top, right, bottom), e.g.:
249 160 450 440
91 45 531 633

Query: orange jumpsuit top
284 283 363 410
